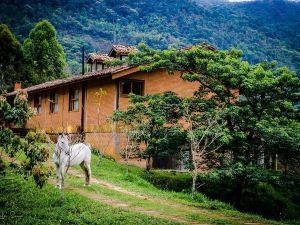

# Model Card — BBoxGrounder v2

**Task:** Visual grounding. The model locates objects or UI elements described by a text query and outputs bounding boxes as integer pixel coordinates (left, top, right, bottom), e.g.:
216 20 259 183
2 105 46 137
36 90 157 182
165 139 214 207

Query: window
120 80 144 97
49 92 58 113
69 88 79 111
34 95 42 114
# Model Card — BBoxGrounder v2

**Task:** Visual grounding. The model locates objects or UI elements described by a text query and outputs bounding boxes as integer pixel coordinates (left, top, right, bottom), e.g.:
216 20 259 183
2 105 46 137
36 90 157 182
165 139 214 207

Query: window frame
49 92 59 113
119 79 144 98
69 87 80 112
33 95 42 115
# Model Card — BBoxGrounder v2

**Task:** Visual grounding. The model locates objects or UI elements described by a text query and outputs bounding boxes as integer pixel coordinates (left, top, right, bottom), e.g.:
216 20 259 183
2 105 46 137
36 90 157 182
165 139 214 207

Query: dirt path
2 154 267 225
65 168 266 225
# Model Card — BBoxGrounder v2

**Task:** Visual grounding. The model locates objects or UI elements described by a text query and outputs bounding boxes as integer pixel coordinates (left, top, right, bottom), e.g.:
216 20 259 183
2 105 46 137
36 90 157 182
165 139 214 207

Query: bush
0 157 7 176
144 168 300 220
0 128 14 148
143 170 191 192
241 182 300 220
25 130 47 143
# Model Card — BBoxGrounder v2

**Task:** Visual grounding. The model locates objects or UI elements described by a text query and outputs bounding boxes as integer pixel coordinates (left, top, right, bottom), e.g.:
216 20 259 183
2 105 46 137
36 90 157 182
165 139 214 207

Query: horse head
56 133 70 155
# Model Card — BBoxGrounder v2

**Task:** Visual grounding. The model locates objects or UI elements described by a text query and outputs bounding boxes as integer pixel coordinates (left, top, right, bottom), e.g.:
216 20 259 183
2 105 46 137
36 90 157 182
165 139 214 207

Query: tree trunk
191 170 197 198
146 156 151 172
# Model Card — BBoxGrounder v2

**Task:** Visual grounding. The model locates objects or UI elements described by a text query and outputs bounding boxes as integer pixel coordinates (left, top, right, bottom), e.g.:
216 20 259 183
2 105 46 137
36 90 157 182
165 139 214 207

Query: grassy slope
0 170 181 225
1 152 297 225
71 155 280 223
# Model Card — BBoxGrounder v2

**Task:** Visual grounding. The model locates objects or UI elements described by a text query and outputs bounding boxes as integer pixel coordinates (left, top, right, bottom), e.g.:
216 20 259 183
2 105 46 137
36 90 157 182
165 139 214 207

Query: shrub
31 164 52 188
241 182 300 220
25 130 47 143
25 131 36 143
144 168 300 220
0 128 13 148
0 157 7 176
143 170 191 192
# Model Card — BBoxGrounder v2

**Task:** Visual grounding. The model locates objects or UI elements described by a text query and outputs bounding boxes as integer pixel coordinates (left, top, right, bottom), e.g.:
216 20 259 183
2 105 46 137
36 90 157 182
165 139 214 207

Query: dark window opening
69 88 79 111
120 80 144 97
34 95 42 114
49 92 58 113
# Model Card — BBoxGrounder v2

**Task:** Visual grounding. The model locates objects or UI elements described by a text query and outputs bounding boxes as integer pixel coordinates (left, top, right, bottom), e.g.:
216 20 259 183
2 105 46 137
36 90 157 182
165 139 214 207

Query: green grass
2 151 297 225
70 153 281 224
0 170 182 225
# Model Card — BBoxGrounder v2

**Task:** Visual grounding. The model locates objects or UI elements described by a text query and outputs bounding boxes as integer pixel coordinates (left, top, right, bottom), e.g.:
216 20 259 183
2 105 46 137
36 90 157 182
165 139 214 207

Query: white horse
53 134 92 189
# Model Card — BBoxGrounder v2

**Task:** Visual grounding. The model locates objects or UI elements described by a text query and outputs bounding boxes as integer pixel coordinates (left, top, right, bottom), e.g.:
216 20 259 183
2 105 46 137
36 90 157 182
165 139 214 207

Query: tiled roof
109 45 138 56
6 65 132 97
7 43 216 97
86 53 114 62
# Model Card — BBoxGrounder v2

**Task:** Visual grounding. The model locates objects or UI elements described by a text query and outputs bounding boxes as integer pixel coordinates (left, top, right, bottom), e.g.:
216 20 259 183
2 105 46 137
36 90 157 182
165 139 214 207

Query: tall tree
127 44 300 171
23 20 66 84
0 24 23 91
111 92 187 171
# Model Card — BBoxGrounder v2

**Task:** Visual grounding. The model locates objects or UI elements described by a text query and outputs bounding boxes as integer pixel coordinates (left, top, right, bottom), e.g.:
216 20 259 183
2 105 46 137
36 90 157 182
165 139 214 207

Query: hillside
0 0 299 74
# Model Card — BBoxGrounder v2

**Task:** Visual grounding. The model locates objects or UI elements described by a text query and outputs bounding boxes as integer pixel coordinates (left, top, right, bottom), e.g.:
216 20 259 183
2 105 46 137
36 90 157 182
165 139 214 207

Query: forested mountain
0 0 299 74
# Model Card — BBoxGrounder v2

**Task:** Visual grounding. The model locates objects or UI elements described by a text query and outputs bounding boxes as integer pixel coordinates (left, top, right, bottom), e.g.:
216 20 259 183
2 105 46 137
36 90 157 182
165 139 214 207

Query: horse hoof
85 184 91 187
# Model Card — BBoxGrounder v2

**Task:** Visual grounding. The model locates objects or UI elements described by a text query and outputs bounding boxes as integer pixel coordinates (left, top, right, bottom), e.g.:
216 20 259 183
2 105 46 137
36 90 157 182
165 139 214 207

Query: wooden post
82 46 85 75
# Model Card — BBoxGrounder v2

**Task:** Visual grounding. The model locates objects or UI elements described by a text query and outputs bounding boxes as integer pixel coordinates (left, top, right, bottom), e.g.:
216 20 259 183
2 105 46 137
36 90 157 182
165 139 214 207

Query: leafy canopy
0 24 23 91
23 20 66 84
112 92 187 163
127 44 300 170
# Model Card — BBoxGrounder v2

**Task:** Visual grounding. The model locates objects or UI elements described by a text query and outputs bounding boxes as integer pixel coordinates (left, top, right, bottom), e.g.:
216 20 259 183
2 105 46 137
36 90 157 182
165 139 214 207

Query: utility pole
82 46 85 75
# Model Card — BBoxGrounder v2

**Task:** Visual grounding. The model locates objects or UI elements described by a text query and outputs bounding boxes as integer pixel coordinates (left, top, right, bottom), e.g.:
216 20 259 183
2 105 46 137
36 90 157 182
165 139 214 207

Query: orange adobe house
7 44 212 162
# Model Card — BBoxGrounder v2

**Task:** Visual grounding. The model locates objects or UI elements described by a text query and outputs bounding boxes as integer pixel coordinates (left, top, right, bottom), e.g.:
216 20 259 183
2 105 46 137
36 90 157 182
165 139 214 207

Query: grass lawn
0 170 182 225
1 151 298 225
68 154 282 225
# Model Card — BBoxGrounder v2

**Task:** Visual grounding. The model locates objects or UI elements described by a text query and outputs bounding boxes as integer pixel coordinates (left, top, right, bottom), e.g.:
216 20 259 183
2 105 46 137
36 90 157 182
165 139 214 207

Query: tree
0 91 51 188
0 90 31 128
127 43 300 171
23 20 66 84
182 98 228 196
111 92 187 171
0 24 23 91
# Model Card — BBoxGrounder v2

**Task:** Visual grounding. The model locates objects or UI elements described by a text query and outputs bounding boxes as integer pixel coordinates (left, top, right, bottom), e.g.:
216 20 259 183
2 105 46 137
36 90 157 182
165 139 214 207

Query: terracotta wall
26 85 82 133
25 69 199 160
84 78 121 158
118 69 198 111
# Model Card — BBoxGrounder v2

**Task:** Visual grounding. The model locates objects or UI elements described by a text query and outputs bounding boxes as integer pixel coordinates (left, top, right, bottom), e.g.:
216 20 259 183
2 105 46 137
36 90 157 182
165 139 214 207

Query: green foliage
0 90 32 127
196 166 300 220
143 170 191 192
241 182 300 220
0 156 7 176
0 127 13 149
128 44 300 170
0 93 50 188
22 131 51 188
0 24 23 91
25 130 47 143
23 20 66 84
0 0 299 75
143 166 300 220
112 92 187 169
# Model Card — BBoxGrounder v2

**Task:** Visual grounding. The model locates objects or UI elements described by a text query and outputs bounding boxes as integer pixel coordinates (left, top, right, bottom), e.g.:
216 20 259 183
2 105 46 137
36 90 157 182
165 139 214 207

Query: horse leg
80 162 89 186
55 163 60 188
85 161 91 186
58 164 65 190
